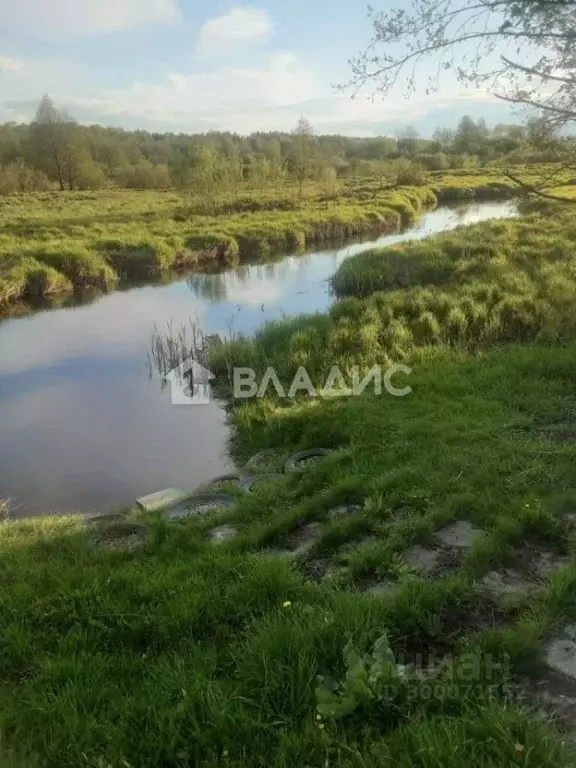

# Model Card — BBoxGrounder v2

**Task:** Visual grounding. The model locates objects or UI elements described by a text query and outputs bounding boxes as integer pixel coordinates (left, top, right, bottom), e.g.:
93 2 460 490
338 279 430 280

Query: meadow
2 175 576 766
2 164 571 310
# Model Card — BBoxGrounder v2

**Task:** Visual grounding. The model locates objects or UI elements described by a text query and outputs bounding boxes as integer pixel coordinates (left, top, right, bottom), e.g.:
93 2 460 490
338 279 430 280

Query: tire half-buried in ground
81 512 126 527
205 472 246 490
88 522 149 551
162 493 236 522
240 474 285 492
245 449 285 471
284 448 334 474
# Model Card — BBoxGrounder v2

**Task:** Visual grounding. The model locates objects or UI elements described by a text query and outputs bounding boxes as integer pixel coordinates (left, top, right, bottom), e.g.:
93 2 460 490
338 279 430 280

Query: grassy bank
2 163 571 310
2 201 576 765
208 206 576 388
0 183 435 307
2 341 576 766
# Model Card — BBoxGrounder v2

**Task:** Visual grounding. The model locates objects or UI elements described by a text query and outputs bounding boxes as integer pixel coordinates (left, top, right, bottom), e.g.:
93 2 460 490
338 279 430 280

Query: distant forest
0 95 563 194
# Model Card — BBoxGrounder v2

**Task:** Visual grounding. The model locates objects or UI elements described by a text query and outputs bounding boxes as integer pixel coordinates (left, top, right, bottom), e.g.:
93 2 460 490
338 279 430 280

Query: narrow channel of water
0 201 517 515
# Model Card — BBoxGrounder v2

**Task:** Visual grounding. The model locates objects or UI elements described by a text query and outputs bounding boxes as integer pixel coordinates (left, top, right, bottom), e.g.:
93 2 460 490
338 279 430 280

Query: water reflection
0 201 517 515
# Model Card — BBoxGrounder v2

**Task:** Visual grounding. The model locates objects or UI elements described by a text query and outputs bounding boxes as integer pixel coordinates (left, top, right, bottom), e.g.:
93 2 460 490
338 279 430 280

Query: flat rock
482 569 530 595
564 512 576 526
436 520 481 549
328 504 362 521
303 558 331 581
208 525 238 544
535 552 570 578
291 522 323 555
136 488 188 512
404 546 441 575
515 674 576 736
546 626 576 682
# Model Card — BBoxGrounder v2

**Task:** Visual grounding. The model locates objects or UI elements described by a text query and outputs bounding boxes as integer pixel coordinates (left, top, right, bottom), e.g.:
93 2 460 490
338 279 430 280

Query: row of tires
162 448 334 523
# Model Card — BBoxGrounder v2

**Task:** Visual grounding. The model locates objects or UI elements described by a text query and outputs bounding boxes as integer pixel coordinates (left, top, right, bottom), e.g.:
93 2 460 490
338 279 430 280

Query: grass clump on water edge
209 207 576 385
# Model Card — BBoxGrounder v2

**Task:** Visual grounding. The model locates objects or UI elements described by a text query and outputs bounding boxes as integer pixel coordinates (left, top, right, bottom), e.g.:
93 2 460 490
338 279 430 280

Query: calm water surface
0 201 517 515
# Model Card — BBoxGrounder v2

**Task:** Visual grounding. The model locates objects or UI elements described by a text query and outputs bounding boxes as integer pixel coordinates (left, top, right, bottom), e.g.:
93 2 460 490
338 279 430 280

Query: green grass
3 163 568 309
2 342 576 766
209 206 576 388
0 183 434 307
325 206 576 355
3 194 576 765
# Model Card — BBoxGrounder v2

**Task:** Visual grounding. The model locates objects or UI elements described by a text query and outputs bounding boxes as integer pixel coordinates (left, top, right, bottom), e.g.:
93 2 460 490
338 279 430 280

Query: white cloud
197 6 272 51
168 73 188 93
0 56 24 72
0 0 178 37
78 53 318 131
0 49 507 135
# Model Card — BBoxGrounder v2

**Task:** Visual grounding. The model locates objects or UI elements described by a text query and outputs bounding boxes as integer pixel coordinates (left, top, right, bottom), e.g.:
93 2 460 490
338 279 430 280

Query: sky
0 0 515 136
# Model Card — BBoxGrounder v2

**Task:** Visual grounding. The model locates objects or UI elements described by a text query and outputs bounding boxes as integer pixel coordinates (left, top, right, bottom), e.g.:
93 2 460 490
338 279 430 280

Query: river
0 201 517 516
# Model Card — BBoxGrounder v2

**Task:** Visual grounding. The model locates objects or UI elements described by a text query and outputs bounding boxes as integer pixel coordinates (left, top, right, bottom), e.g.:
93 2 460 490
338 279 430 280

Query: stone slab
482 569 530 596
136 488 188 513
546 626 576 682
292 522 323 555
328 504 362 521
404 546 441 575
436 521 482 549
535 552 570 579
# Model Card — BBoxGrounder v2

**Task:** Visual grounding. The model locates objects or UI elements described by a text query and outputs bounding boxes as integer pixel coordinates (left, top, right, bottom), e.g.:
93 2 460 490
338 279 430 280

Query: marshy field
2 164 571 311
2 163 576 767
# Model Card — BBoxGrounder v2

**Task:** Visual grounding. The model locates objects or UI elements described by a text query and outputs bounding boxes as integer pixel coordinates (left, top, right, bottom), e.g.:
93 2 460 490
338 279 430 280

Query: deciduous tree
347 0 576 201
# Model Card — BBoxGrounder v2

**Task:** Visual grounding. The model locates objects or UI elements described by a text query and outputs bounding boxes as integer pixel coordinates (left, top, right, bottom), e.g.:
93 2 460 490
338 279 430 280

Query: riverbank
2 163 570 310
2 201 576 765
0 184 434 308
0 202 517 515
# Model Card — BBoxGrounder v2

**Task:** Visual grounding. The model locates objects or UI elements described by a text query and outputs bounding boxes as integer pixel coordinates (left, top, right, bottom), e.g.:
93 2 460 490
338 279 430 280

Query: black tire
240 474 285 492
82 512 126 525
284 448 334 474
245 449 285 470
206 472 246 489
162 493 236 523
88 522 149 549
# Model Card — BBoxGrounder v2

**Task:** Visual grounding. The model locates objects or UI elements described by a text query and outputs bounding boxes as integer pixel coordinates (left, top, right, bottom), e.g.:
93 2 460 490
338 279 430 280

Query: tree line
0 95 561 195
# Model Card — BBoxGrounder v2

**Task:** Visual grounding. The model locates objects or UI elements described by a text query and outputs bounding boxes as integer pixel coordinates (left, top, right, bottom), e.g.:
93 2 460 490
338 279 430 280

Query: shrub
116 161 172 189
445 306 468 343
0 161 51 194
395 163 427 186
